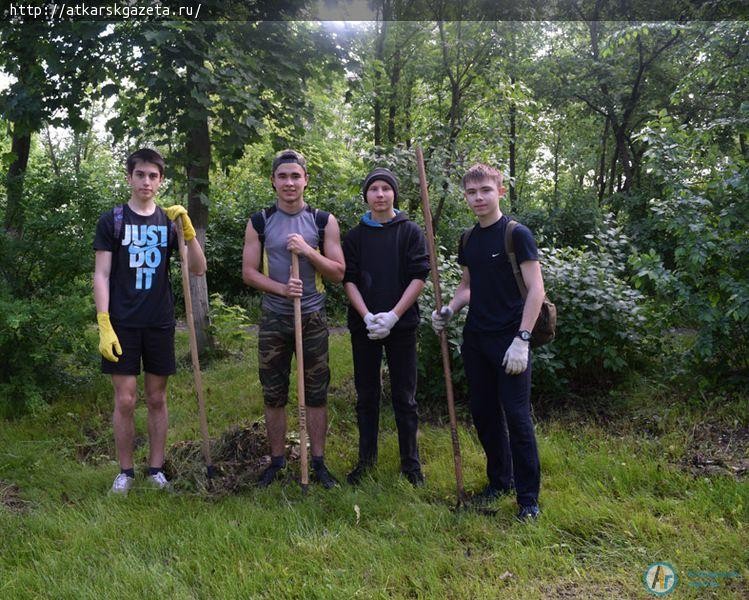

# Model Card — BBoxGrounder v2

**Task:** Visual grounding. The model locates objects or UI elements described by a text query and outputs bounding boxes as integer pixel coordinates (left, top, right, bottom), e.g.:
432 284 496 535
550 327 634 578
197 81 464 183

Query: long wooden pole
291 253 309 491
415 147 467 505
175 218 214 480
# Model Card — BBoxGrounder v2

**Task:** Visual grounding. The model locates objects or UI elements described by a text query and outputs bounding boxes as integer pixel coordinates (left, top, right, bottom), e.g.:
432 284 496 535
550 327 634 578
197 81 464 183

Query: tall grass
0 332 746 599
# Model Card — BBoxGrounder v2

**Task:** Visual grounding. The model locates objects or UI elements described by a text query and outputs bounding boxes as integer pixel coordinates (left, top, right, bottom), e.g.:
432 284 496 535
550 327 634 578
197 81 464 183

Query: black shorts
101 325 176 376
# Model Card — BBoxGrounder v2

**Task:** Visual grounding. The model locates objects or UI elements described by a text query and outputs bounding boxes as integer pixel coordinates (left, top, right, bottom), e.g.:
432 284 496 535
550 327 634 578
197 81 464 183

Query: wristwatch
516 330 532 342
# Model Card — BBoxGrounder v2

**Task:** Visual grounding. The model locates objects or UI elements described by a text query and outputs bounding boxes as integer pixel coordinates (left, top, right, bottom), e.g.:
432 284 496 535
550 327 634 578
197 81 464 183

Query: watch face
519 331 531 341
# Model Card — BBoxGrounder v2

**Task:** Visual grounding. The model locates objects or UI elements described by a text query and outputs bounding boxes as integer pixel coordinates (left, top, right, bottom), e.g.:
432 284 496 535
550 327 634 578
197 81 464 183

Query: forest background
1 1 746 414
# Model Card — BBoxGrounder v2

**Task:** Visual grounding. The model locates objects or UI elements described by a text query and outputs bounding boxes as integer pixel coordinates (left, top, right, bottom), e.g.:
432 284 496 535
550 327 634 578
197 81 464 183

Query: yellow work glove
97 312 122 362
164 205 196 241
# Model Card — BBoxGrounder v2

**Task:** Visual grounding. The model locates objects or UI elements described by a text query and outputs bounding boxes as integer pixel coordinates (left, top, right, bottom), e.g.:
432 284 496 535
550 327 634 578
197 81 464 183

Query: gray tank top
262 204 326 316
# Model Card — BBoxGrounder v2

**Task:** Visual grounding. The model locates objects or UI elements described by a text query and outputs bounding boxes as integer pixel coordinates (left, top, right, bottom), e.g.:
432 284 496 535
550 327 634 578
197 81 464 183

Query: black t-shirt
457 215 539 334
93 204 177 327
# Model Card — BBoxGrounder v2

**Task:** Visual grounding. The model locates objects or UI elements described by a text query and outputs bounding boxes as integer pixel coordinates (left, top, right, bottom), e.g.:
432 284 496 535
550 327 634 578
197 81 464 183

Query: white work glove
363 312 377 329
430 306 453 333
368 311 399 340
502 337 530 375
363 311 386 340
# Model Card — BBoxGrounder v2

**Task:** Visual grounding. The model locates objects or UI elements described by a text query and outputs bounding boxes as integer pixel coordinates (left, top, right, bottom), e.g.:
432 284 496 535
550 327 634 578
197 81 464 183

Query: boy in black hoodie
342 168 430 486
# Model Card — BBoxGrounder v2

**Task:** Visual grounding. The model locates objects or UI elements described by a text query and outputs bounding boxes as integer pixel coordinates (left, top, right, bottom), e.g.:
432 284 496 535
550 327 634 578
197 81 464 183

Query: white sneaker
147 471 173 491
111 473 134 495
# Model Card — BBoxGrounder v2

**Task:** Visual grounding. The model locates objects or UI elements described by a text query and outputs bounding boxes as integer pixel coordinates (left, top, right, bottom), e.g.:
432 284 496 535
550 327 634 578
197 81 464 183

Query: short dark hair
271 149 307 175
461 163 505 193
126 148 165 176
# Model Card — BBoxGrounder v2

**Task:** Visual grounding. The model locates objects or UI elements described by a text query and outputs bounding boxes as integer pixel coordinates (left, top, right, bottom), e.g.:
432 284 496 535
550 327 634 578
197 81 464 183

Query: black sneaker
346 463 372 485
257 462 285 488
312 464 339 489
402 469 425 487
516 504 540 521
474 484 512 503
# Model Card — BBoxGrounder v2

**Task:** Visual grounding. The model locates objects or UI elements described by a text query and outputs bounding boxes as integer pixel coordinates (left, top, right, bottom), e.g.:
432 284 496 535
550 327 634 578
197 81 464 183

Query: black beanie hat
362 167 399 208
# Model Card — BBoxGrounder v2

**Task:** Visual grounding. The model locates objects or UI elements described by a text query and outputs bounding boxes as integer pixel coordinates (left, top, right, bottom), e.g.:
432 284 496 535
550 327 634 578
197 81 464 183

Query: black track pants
461 329 540 506
350 327 421 473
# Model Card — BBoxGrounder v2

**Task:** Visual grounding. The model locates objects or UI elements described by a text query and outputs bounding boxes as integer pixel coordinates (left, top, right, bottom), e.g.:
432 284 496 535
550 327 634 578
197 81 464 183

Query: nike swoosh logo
128 243 163 254
491 252 500 258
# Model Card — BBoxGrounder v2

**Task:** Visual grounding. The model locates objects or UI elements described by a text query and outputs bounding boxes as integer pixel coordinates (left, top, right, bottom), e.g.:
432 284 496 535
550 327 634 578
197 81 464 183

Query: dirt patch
539 581 634 599
0 480 31 514
679 422 749 479
164 419 300 494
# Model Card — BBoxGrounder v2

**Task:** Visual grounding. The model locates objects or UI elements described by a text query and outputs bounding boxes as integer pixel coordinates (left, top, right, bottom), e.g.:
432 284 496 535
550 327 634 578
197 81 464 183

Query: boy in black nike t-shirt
93 148 206 495
430 163 545 521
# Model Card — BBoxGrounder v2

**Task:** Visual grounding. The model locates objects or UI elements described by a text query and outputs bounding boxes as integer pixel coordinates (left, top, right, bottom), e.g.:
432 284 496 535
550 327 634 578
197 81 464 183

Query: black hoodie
343 211 430 334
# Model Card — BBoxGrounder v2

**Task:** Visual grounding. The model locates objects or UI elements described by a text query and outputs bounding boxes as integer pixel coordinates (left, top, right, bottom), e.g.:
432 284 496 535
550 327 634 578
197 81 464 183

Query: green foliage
416 219 654 405
208 293 254 358
517 188 603 248
535 243 651 394
416 248 468 407
631 113 749 385
0 165 111 415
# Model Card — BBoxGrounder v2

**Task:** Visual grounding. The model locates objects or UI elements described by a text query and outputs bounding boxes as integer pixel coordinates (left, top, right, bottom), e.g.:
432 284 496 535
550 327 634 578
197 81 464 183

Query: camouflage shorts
258 309 330 408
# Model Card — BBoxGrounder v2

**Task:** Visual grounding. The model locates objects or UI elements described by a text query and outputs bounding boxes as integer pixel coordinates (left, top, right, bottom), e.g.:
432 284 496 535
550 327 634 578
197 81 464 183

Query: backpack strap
504 220 528 299
250 204 277 272
460 225 476 252
308 205 330 257
113 203 124 248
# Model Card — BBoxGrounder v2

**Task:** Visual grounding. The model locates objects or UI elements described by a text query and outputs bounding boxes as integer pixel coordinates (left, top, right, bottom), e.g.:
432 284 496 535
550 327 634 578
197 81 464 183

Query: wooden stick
291 253 309 491
175 218 214 480
415 146 467 505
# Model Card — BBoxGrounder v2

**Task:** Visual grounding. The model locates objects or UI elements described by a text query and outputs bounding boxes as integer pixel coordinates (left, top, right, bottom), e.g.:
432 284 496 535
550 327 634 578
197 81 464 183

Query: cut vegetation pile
681 422 749 478
0 480 30 514
164 419 299 494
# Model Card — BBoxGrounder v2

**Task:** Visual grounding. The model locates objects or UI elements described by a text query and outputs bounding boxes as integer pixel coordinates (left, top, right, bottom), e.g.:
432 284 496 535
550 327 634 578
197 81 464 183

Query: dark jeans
462 329 540 506
350 327 421 473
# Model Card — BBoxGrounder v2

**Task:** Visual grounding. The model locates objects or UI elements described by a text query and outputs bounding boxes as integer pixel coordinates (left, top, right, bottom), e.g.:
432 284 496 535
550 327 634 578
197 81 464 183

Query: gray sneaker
111 473 135 495
147 471 173 492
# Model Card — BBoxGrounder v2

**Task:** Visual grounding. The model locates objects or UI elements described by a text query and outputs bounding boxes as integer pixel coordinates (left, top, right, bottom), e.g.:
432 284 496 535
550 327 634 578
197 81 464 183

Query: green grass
1 332 747 599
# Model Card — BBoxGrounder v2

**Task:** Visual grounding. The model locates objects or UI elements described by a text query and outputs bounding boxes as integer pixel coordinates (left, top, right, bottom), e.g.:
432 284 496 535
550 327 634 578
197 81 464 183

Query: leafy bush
631 114 749 386
208 293 254 358
519 189 603 248
415 219 655 407
0 168 112 415
416 248 468 407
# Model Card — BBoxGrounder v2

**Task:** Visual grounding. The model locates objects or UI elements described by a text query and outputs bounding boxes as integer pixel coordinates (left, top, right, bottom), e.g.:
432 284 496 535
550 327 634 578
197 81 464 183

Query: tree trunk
373 17 388 149
508 76 517 212
387 47 401 145
552 130 561 209
4 127 32 236
185 113 214 356
615 126 634 192
597 117 610 203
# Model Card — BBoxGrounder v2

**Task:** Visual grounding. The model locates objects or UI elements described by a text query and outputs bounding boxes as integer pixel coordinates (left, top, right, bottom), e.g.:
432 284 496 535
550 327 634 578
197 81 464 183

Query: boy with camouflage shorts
242 149 346 488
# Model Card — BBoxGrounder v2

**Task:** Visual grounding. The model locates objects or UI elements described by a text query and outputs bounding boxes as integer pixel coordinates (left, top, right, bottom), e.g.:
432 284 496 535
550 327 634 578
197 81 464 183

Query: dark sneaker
403 469 425 487
346 463 372 485
257 462 285 488
516 504 540 521
312 464 339 489
474 484 512 503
